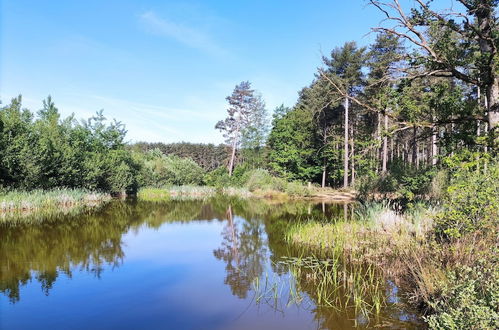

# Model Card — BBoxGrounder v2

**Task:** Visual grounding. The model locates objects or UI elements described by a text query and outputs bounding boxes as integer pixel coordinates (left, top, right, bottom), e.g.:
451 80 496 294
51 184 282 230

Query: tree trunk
432 127 438 166
322 127 327 188
376 112 381 174
390 132 395 162
343 97 349 188
228 135 238 176
351 124 355 187
382 114 388 174
412 126 417 165
322 163 326 188
486 77 499 142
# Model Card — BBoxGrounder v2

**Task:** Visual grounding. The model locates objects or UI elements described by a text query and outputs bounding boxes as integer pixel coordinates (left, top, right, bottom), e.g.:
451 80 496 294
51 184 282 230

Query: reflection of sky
0 219 315 329
0 200 424 329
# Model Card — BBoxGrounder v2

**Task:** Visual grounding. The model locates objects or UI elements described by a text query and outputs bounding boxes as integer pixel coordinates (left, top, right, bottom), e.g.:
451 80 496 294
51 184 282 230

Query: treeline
1 1 497 199
130 142 228 171
0 97 227 194
263 1 497 196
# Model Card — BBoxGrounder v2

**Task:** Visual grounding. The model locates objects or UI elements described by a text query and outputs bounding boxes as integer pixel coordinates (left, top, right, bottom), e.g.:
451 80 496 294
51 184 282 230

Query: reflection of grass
252 256 387 321
0 189 111 222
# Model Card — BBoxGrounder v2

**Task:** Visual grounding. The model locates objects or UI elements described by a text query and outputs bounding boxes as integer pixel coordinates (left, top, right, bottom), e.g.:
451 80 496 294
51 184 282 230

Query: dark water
0 198 422 329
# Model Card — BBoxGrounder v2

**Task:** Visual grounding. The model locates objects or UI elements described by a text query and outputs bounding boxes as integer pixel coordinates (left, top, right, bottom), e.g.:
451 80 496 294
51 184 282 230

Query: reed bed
0 189 110 212
0 188 111 223
251 255 387 322
137 186 252 201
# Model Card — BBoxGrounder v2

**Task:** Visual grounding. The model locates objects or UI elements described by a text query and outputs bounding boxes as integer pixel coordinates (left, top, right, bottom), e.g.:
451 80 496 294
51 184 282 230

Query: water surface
0 198 421 329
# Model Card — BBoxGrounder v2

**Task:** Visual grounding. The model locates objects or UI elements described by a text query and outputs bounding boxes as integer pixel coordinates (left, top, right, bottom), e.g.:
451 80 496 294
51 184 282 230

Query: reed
138 186 253 201
0 188 111 223
252 255 388 321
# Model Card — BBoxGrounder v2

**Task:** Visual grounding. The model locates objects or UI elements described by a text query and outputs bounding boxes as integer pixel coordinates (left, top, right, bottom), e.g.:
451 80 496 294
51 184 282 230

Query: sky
1 0 387 143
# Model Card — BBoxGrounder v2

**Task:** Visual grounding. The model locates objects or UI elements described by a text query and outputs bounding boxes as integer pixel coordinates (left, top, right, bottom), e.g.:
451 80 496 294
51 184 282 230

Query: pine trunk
343 97 349 188
228 134 238 176
382 114 388 174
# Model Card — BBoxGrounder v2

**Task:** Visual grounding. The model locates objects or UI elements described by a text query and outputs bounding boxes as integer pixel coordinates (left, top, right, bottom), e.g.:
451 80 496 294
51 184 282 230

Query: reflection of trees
0 197 357 309
0 207 129 303
213 205 267 299
0 200 223 303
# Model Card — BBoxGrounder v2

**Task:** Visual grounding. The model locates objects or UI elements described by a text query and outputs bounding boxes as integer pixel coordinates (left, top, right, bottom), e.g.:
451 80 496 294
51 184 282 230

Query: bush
204 167 232 188
426 258 499 329
356 161 437 201
243 169 278 191
284 181 311 197
138 150 206 187
434 161 499 239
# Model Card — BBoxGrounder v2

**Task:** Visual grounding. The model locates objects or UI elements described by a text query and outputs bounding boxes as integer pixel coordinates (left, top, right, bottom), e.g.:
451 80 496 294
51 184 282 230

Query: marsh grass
0 188 111 223
251 255 388 322
283 202 443 319
137 186 274 202
137 186 252 201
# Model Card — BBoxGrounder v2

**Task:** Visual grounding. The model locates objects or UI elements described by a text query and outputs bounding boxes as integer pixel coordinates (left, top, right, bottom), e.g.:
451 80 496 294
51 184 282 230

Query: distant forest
130 142 228 172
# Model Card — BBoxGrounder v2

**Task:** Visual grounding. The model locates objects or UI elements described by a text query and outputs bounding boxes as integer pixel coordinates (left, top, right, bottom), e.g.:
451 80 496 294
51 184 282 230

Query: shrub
284 181 311 197
204 167 232 188
426 258 499 329
243 169 277 191
434 161 499 239
139 150 206 187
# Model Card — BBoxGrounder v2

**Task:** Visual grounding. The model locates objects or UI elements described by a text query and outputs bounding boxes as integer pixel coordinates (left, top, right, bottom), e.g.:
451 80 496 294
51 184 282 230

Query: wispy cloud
139 11 226 57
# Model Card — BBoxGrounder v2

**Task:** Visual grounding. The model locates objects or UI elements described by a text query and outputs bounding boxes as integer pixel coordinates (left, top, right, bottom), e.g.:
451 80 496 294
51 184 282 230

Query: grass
250 255 387 323
0 188 111 222
137 184 353 202
137 186 252 201
283 203 438 310
283 201 498 328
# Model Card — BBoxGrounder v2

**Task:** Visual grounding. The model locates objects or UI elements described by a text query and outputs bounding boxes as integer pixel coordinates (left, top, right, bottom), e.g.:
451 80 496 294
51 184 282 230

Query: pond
0 198 422 329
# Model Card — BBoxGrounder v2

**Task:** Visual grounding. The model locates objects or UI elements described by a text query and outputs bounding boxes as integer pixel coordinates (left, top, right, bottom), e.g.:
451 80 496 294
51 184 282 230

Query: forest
0 1 498 328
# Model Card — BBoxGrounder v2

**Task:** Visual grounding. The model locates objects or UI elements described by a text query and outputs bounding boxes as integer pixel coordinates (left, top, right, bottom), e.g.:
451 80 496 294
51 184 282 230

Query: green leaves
0 96 138 194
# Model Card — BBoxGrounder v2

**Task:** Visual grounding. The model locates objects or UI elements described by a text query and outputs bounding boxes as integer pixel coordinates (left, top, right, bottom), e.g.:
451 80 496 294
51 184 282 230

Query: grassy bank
0 189 111 222
137 186 252 201
285 190 498 328
137 184 356 202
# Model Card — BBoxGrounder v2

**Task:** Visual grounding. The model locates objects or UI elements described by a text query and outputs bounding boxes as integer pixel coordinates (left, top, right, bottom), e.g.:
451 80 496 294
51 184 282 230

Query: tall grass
285 202 437 268
0 188 111 223
137 186 252 201
251 255 387 322
0 188 110 212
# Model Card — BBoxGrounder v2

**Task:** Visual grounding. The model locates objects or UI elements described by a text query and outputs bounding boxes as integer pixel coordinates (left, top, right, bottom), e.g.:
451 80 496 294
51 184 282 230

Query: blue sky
1 0 386 143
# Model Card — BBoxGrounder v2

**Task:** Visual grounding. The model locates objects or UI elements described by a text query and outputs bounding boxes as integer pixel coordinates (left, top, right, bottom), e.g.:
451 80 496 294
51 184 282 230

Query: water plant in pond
250 255 389 323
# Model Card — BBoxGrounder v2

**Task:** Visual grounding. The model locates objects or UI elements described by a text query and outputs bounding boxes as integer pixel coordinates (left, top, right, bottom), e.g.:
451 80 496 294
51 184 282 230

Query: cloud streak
139 11 226 57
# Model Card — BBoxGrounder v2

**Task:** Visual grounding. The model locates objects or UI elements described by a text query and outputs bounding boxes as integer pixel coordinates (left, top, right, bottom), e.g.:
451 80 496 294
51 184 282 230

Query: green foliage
243 169 284 191
131 141 227 171
434 161 499 239
204 167 232 188
426 258 499 330
0 96 138 194
138 150 206 187
267 104 322 182
357 161 437 201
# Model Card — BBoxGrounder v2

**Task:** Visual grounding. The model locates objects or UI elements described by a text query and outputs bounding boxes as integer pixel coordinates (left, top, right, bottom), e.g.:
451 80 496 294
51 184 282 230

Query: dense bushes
426 258 499 329
434 161 499 239
356 161 439 201
0 96 139 194
136 149 206 187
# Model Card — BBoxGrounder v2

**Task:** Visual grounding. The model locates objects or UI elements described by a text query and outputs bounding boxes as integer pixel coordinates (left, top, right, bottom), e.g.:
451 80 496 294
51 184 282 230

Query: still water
0 198 421 329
